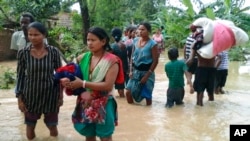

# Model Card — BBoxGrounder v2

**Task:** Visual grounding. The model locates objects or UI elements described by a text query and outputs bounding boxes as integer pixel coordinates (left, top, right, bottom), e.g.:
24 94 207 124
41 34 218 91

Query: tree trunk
78 0 90 44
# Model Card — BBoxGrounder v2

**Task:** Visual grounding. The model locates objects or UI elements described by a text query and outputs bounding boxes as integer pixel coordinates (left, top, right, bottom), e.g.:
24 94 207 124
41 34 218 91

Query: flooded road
1 51 250 141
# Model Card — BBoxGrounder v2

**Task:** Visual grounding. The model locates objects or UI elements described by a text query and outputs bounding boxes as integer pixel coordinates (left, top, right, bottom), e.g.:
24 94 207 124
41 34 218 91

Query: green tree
199 0 250 31
78 0 90 44
0 0 62 28
151 0 250 49
76 0 165 44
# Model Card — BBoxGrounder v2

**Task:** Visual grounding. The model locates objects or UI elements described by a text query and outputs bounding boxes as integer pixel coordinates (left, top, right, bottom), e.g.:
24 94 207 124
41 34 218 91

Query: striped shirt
16 44 62 113
217 51 229 70
184 35 196 59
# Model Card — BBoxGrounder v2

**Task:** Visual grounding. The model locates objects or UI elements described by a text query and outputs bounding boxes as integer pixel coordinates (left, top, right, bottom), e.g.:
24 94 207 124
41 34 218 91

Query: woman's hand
129 72 133 78
140 75 148 84
18 97 27 112
60 78 70 87
60 77 83 90
140 71 152 84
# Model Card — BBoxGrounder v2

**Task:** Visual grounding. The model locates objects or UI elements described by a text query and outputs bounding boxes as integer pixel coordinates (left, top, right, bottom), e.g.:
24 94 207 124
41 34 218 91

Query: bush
0 66 16 89
228 47 247 61
48 26 86 62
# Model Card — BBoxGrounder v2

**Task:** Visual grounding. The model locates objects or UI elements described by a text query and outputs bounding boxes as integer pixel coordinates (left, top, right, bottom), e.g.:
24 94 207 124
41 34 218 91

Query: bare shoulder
76 54 84 64
118 41 126 50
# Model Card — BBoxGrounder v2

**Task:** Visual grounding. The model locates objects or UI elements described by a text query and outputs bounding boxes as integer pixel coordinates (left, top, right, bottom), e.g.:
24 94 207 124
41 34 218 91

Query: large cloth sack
198 22 235 58
216 19 249 46
192 17 214 44
194 18 249 59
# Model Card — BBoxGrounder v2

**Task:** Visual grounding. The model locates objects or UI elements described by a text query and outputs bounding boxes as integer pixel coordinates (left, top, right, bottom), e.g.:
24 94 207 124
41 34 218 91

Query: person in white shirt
10 12 35 51
214 51 229 94
184 30 198 94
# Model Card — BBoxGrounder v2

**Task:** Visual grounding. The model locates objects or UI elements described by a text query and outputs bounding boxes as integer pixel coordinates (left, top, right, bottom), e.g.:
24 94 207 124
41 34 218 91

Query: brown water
1 51 250 141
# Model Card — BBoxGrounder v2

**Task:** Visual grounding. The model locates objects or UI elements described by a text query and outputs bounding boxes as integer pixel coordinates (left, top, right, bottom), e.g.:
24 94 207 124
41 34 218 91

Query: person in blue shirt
125 22 159 106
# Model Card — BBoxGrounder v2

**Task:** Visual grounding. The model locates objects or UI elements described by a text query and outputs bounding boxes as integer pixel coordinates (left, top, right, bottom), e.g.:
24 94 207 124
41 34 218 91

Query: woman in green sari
61 27 123 141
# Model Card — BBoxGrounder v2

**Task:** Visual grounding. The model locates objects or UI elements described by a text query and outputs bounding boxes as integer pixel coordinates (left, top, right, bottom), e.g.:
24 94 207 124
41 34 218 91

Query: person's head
127 26 137 39
20 12 35 32
27 22 47 46
135 27 140 37
168 47 179 60
138 22 151 38
124 26 131 36
189 24 202 33
111 27 122 42
87 27 111 52
156 28 161 34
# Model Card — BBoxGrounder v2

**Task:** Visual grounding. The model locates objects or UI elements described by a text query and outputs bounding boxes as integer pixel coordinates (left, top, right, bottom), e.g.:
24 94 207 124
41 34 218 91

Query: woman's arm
140 44 159 84
16 50 27 112
54 48 63 70
76 54 84 64
16 50 25 98
63 63 119 92
149 44 159 72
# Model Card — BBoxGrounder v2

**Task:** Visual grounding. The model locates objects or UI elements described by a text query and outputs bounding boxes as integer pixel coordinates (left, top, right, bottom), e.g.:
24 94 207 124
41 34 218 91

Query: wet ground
1 51 250 141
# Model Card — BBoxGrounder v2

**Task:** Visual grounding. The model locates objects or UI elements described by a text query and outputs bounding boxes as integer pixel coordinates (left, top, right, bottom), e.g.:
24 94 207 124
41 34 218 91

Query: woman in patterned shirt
15 22 63 140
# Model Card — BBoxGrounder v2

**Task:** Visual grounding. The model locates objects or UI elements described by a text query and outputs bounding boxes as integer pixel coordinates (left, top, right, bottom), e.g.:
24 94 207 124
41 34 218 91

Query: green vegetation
150 0 250 60
0 0 250 89
1 0 249 53
0 66 16 89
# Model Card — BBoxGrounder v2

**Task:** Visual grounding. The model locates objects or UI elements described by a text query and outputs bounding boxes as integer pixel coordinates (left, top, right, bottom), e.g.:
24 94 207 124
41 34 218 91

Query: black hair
125 26 131 32
168 47 179 60
88 27 111 51
21 12 35 23
139 22 152 33
111 27 122 42
27 22 47 36
128 26 137 33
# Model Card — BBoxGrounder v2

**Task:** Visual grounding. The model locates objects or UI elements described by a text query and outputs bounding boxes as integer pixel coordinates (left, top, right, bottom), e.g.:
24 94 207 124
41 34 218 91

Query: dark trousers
166 87 184 107
215 69 228 88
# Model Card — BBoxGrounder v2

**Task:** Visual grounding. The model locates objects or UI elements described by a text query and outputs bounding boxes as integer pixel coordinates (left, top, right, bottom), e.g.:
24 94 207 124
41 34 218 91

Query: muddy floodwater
1 51 250 141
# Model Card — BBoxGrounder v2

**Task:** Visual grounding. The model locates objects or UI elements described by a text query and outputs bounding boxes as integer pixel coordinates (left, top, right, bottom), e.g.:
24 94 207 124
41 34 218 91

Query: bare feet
118 89 125 97
215 87 225 94
26 125 36 140
125 91 134 104
215 87 219 94
208 94 214 101
220 88 225 94
47 125 58 137
146 99 152 106
197 94 203 106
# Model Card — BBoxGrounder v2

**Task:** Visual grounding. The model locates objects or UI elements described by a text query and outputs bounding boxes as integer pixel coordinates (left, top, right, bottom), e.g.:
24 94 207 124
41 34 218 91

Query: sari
72 51 123 125
126 38 156 102
128 69 155 102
